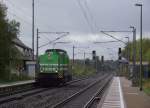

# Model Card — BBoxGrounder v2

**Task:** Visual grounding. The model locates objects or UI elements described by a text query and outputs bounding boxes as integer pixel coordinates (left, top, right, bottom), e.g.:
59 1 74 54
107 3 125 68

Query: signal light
118 48 122 60
101 56 104 63
92 50 96 60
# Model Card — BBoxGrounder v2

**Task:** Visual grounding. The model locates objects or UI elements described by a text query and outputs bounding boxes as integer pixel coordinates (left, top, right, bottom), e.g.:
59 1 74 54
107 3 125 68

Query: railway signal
101 56 104 63
100 29 137 86
92 50 96 60
118 48 122 60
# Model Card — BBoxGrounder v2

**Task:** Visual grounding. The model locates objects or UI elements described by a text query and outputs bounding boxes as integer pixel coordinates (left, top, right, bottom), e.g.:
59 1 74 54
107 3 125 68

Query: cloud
66 33 100 43
3 0 150 60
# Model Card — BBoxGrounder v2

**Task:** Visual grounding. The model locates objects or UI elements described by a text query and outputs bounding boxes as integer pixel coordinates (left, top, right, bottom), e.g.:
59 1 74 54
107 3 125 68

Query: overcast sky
2 0 150 60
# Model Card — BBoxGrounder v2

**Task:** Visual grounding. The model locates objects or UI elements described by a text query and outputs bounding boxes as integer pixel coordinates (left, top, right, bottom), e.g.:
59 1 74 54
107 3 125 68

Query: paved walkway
0 80 35 88
120 77 150 108
97 77 150 108
98 77 125 108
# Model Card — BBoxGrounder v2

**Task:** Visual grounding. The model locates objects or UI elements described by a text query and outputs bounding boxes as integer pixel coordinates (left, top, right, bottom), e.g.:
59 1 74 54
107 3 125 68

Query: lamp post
135 3 143 91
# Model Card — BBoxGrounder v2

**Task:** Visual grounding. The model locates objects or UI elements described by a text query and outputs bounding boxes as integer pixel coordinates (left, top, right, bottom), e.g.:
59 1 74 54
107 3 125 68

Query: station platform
98 77 125 108
97 77 150 108
0 80 35 88
120 77 150 108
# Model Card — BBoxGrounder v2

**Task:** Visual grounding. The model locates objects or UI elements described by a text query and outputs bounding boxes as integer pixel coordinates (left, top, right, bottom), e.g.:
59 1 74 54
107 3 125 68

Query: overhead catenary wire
83 0 99 32
5 0 56 32
93 40 121 44
83 0 95 32
5 0 32 19
5 0 61 51
5 0 32 24
7 11 32 26
39 34 51 44
7 11 53 34
4 0 32 26
76 0 94 33
106 48 115 60
93 40 120 60
41 34 51 42
101 31 126 44
39 33 69 48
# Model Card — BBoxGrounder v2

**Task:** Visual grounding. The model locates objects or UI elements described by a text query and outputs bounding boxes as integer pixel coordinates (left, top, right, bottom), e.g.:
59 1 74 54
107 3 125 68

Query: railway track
0 78 88 105
0 81 36 98
49 74 112 108
0 73 110 108
83 76 112 108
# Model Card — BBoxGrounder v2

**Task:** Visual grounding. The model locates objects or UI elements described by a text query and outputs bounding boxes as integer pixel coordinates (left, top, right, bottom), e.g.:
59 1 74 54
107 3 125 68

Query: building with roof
12 38 35 77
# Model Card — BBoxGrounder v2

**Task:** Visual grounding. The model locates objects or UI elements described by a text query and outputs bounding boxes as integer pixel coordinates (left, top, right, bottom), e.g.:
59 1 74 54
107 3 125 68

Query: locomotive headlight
40 68 43 72
54 68 57 72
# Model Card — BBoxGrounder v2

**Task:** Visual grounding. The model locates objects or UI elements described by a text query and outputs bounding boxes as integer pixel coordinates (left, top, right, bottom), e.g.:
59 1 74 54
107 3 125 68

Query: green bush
143 79 150 95
72 63 96 77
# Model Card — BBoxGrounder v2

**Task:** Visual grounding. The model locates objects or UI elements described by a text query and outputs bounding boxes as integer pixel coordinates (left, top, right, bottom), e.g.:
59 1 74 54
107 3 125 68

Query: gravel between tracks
0 73 106 108
53 75 111 108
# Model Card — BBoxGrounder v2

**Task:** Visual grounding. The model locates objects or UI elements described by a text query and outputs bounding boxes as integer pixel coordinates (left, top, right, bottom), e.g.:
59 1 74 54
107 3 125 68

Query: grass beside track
143 79 150 95
72 64 96 77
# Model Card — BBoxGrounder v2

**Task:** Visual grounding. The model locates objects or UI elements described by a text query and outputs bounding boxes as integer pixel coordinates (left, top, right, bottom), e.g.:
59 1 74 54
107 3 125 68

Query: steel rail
0 77 87 98
0 78 88 104
0 82 36 97
0 87 49 104
83 76 112 108
50 74 109 108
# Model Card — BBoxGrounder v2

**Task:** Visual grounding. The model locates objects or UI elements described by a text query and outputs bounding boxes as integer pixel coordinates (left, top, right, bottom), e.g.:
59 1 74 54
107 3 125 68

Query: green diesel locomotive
36 49 72 85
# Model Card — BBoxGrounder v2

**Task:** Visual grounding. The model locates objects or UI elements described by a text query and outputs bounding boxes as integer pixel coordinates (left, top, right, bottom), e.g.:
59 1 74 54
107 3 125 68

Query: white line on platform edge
118 77 125 108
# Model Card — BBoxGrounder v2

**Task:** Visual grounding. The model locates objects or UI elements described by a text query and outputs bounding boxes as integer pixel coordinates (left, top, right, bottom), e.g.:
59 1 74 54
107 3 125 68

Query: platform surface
98 76 150 108
120 77 150 108
0 80 35 88
98 77 125 108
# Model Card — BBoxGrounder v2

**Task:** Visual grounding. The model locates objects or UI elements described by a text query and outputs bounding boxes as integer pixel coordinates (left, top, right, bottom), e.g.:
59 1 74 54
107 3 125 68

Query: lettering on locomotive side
40 64 68 72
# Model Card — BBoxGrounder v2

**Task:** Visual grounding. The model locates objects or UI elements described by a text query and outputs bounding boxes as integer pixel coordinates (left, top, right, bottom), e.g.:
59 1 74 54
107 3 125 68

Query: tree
122 38 150 62
0 3 21 80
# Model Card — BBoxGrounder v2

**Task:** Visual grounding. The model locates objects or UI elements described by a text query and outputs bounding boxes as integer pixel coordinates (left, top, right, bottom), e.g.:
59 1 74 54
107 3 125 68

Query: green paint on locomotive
39 49 69 73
